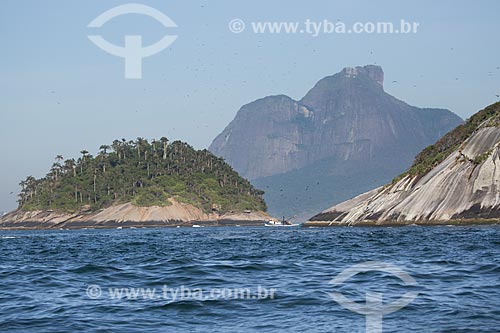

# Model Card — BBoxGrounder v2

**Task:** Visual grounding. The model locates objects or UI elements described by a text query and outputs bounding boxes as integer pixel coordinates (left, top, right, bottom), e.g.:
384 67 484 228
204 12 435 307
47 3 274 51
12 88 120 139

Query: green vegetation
473 148 494 165
393 102 500 182
18 138 266 213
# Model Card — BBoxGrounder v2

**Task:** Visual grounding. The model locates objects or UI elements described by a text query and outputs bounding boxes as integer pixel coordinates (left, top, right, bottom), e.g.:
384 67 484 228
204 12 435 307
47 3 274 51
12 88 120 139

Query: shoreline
1 219 499 230
0 201 274 231
0 219 268 230
302 219 500 227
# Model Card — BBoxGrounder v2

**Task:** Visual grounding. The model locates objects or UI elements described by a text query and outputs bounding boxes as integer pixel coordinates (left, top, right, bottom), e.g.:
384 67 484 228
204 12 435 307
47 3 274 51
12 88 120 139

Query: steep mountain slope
210 65 463 219
307 102 500 225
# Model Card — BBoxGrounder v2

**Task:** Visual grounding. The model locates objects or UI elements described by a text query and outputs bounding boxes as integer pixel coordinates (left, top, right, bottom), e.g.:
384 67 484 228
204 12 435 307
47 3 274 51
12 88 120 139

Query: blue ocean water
0 226 499 332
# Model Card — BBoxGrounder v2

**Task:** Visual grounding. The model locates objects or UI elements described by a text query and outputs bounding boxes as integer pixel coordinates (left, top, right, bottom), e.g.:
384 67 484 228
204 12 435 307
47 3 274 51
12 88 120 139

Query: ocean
1 226 499 332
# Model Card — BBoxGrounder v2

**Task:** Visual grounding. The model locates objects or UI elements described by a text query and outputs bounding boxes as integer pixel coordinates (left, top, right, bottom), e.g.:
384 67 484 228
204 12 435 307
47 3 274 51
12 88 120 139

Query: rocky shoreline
0 219 269 230
303 219 500 227
0 199 273 230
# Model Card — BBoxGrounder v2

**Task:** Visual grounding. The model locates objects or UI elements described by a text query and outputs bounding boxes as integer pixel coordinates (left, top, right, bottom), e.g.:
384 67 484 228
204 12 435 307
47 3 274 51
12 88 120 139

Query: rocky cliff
0 198 273 229
307 102 500 225
210 65 463 219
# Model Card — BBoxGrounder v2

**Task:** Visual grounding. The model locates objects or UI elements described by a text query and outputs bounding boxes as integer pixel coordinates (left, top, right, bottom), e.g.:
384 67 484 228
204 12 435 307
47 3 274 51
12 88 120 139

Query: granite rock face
308 102 500 225
0 199 273 229
210 65 463 220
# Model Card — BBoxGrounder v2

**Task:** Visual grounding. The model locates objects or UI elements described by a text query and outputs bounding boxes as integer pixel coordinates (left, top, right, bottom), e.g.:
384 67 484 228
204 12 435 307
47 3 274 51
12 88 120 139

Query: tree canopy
18 137 266 214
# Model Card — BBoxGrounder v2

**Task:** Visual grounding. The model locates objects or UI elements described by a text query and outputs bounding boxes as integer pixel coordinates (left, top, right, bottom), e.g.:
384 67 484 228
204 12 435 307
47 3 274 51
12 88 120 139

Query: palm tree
98 145 110 173
18 179 28 204
80 150 89 173
64 159 77 177
151 139 157 156
51 163 62 181
121 139 127 159
112 140 121 160
136 137 148 159
99 145 110 155
160 137 169 160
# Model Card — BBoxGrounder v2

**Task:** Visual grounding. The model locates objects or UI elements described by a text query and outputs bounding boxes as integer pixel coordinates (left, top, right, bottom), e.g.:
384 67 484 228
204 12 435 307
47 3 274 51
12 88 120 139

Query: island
0 138 273 229
305 102 500 226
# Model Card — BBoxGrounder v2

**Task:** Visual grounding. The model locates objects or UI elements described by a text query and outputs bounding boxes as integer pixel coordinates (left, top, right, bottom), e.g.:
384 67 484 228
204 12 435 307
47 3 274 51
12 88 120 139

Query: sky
1 0 500 212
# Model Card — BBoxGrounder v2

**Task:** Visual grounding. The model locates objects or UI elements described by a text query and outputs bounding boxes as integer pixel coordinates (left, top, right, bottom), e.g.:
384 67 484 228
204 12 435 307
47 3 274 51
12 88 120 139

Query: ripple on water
0 226 498 333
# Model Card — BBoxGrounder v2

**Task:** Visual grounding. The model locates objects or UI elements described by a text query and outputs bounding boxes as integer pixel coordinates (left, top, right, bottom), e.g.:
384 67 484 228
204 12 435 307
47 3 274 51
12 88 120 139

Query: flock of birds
389 64 500 97
7 51 498 200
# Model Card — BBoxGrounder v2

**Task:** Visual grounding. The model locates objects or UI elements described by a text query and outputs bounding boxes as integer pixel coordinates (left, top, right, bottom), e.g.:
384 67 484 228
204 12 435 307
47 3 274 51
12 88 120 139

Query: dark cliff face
210 65 462 180
209 95 309 179
209 65 463 219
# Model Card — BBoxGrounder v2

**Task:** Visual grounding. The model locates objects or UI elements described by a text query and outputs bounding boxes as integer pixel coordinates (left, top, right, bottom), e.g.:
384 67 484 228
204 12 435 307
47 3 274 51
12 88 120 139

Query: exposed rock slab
307 127 500 225
0 199 273 230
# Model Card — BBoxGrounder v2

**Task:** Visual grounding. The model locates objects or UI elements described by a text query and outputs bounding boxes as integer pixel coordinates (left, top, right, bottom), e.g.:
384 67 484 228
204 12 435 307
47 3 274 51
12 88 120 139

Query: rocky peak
342 65 384 87
210 65 461 181
209 65 463 220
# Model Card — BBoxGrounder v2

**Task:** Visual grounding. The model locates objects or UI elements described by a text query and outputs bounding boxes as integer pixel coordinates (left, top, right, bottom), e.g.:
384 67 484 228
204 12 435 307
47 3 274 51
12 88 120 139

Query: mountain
307 101 500 226
209 65 463 220
0 138 271 229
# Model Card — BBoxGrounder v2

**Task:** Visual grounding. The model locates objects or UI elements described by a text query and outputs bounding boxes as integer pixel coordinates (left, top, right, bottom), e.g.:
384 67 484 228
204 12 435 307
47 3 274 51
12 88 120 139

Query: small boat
116 226 123 230
265 216 296 227
192 225 203 228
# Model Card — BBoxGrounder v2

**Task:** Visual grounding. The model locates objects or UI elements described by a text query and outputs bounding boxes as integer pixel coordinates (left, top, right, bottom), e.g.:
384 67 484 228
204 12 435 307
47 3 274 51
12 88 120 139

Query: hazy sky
1 0 500 211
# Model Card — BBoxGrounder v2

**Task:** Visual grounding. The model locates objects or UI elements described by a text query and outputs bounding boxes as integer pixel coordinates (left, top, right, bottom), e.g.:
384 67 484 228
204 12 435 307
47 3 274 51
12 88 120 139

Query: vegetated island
0 138 272 229
305 101 500 227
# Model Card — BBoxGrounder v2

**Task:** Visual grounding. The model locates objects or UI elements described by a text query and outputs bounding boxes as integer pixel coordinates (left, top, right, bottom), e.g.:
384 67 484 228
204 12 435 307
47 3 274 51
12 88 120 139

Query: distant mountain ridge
210 65 463 220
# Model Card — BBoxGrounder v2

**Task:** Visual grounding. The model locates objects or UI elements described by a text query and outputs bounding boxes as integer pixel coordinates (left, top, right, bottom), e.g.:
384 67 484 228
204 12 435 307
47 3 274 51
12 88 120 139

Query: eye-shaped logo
87 3 177 79
329 261 419 333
